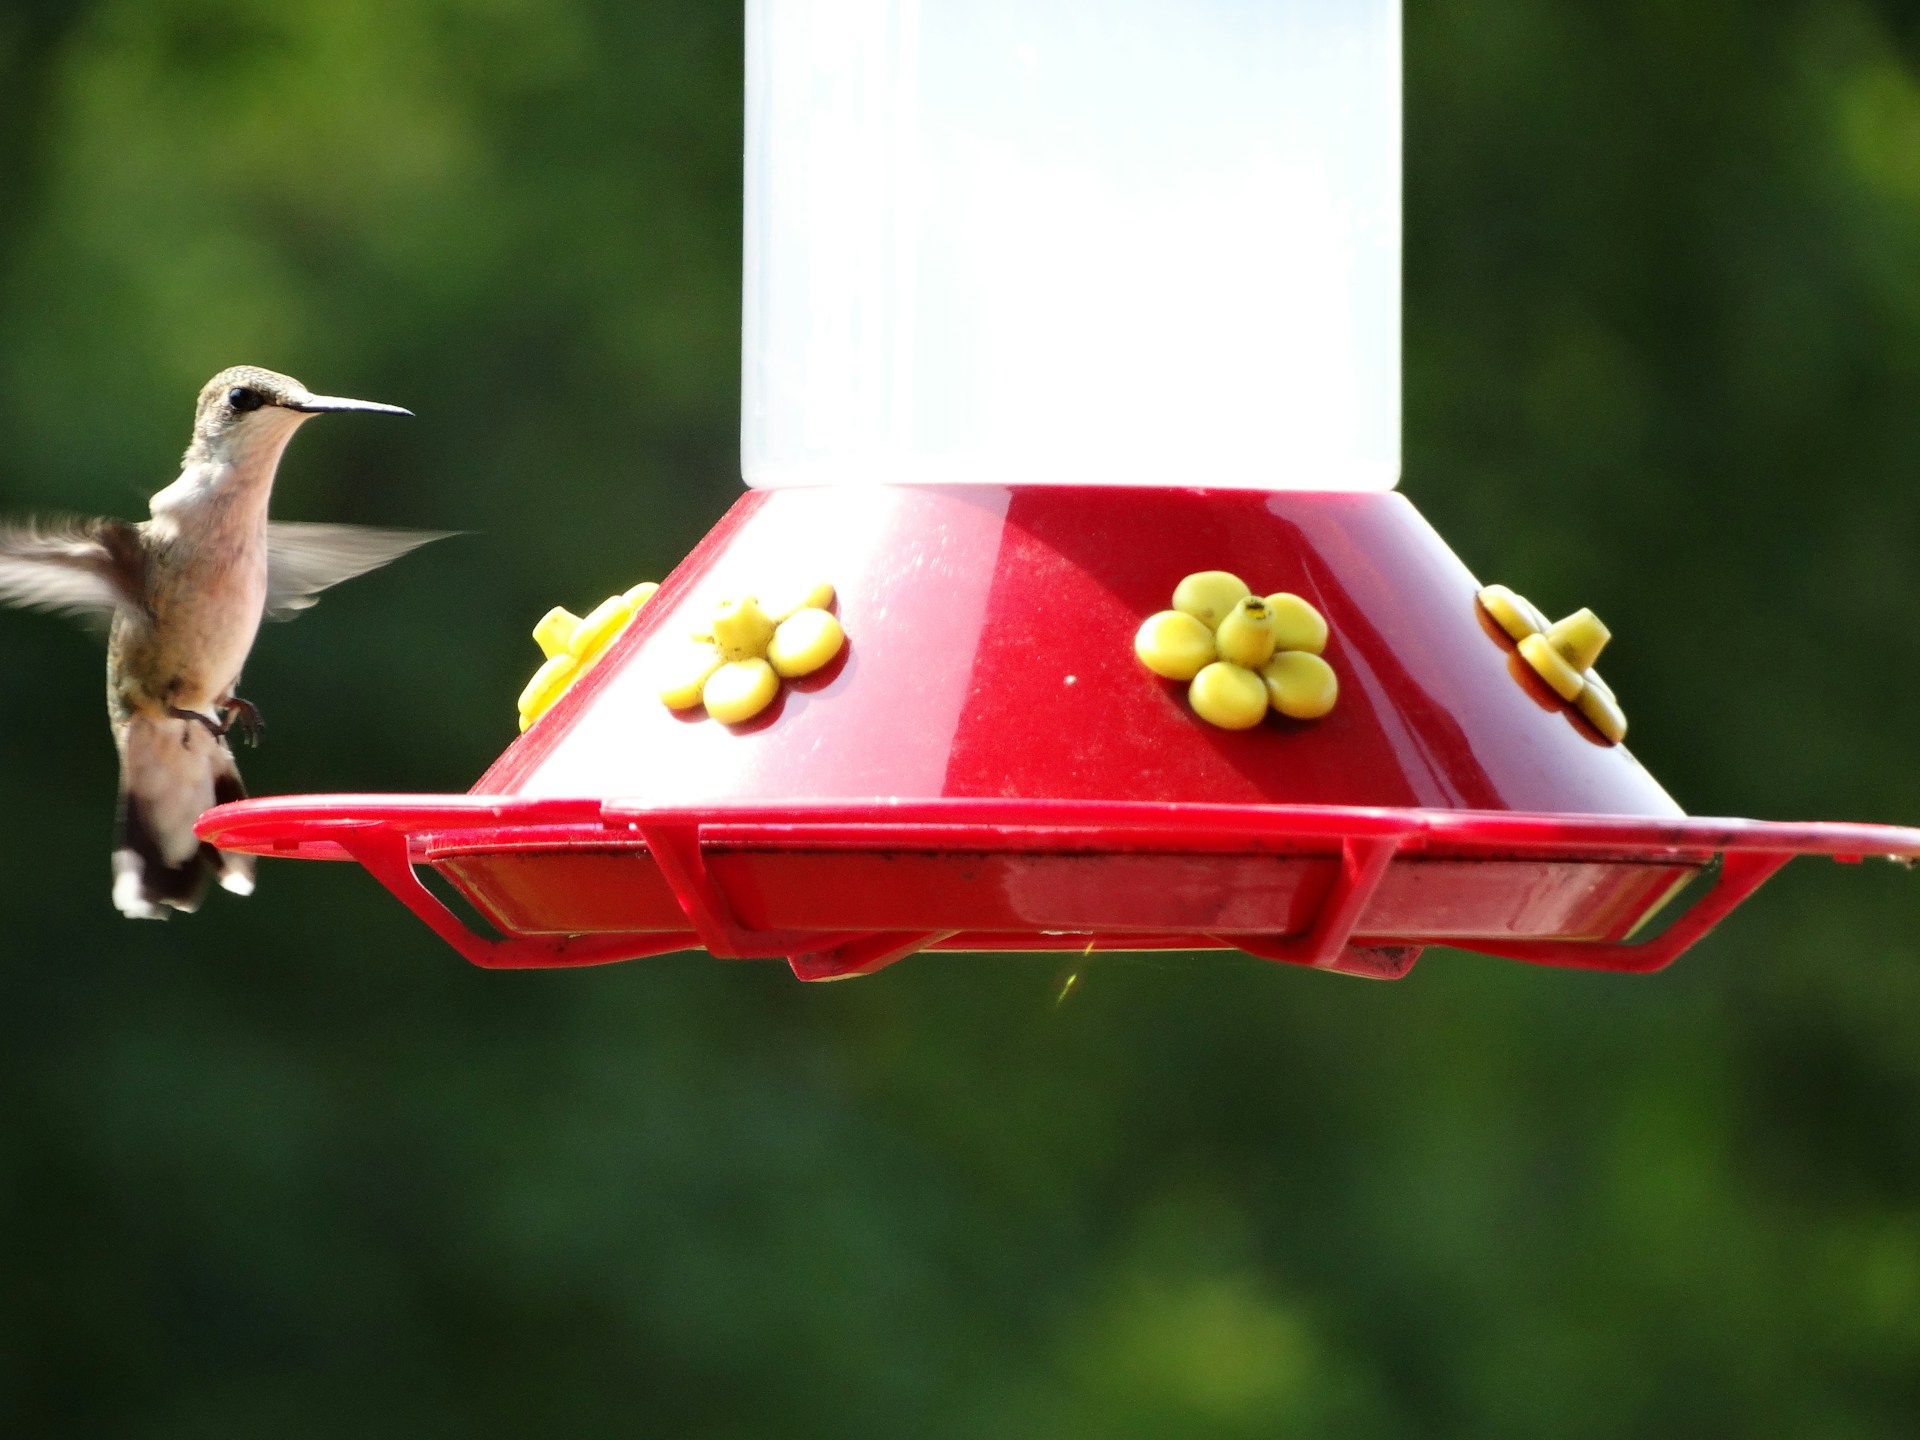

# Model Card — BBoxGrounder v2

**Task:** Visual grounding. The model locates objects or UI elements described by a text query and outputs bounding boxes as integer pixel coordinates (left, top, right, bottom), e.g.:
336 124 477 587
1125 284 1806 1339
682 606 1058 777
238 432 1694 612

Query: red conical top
487 486 1679 816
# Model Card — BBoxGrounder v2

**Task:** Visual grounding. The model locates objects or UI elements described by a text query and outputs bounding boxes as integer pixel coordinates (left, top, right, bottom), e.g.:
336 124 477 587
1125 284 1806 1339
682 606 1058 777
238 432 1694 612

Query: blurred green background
2 0 1919 1433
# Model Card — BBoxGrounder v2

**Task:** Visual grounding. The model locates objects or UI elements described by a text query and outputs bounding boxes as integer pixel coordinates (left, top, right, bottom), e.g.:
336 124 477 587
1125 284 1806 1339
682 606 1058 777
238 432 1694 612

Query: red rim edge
196 794 1920 982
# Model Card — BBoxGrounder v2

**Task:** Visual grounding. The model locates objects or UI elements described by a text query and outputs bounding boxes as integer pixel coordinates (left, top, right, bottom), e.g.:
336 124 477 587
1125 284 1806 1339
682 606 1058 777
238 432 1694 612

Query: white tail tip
112 850 169 920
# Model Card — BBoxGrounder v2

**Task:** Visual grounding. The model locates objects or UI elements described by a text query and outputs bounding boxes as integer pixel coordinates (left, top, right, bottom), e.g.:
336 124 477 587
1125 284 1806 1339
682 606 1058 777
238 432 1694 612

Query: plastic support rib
335 826 676 970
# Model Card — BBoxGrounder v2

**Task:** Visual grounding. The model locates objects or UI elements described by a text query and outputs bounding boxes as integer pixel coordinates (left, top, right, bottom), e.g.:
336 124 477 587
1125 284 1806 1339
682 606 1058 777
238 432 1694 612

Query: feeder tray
198 485 1920 980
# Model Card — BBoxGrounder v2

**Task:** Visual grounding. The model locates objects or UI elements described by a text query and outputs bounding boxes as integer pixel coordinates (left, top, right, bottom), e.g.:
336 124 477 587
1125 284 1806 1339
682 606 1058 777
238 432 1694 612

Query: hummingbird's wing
263 522 456 619
0 516 147 623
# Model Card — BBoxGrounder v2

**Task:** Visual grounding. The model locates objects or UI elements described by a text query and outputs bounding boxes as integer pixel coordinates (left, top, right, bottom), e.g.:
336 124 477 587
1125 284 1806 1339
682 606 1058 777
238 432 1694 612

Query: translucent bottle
742 0 1401 490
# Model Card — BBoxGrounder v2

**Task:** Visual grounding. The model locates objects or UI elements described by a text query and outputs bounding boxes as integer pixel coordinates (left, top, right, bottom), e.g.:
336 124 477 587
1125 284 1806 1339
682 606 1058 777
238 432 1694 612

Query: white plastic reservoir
742 0 1401 491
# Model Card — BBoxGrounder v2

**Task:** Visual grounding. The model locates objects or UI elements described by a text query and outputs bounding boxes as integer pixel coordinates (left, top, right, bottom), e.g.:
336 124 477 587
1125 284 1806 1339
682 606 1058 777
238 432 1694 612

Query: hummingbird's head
185 365 410 467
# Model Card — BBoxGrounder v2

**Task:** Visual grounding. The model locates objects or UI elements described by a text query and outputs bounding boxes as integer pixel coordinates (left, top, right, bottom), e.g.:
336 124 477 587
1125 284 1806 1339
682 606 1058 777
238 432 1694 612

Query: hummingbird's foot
166 705 226 743
221 697 265 748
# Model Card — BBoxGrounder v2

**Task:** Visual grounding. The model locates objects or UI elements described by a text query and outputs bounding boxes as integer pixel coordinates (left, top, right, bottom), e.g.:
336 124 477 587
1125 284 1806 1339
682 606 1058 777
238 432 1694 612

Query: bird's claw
222 697 264 748
166 699 264 747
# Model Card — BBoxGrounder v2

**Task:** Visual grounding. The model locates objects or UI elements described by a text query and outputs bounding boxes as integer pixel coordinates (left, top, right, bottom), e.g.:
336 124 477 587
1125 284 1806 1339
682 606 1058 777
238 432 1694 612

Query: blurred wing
264 522 456 619
0 516 146 624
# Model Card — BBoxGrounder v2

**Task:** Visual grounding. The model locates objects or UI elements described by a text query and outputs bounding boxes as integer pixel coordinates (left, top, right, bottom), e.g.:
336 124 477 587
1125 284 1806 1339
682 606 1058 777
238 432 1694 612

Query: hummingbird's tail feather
112 712 252 919
210 764 254 897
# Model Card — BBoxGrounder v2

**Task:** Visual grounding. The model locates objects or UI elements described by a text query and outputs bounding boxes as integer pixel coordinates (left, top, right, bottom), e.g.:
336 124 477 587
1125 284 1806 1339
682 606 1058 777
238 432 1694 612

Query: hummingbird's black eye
227 387 264 412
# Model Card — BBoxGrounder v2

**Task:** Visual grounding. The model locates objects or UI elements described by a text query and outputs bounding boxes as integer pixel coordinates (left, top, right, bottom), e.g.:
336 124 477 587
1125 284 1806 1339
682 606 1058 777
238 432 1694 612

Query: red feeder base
198 487 1920 980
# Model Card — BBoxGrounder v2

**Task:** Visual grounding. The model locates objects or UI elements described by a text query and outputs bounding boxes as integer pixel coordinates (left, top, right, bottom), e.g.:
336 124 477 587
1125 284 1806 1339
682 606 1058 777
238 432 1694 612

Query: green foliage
1 1 1918 1434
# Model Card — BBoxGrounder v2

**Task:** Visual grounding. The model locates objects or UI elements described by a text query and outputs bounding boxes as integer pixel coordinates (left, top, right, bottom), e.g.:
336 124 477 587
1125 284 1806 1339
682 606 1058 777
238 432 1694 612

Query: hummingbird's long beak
286 393 413 417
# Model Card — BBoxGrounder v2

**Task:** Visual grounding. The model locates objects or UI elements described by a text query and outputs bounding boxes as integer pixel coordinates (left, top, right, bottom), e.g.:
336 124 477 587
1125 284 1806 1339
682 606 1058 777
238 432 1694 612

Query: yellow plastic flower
1135 572 1338 729
660 582 843 725
516 582 657 732
1477 585 1626 744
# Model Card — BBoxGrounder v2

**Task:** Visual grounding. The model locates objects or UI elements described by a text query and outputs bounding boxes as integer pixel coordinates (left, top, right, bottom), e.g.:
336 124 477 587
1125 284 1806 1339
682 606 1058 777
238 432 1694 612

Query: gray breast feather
264 522 457 619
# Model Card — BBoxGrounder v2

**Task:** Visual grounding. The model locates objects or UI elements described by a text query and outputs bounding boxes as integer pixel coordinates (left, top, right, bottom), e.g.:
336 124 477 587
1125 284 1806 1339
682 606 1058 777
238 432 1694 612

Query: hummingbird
0 365 450 919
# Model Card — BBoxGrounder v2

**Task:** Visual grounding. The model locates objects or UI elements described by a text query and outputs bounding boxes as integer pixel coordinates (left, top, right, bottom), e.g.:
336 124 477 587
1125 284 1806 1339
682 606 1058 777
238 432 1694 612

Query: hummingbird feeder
200 0 1920 980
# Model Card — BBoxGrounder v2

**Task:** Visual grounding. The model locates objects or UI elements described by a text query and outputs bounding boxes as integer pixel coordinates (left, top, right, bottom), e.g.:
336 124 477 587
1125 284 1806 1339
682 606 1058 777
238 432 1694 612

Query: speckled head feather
183 366 305 466
192 365 305 427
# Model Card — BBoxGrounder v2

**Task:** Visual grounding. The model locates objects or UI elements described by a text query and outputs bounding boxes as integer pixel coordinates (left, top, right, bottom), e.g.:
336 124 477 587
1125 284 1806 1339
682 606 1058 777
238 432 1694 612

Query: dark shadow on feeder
417 865 508 943
722 677 790 734
1501 640 1618 748
785 636 851 694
